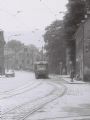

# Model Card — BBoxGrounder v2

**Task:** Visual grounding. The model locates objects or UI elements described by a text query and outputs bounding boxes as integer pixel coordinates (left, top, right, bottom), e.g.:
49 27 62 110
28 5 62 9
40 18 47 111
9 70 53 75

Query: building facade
75 18 90 81
0 30 5 75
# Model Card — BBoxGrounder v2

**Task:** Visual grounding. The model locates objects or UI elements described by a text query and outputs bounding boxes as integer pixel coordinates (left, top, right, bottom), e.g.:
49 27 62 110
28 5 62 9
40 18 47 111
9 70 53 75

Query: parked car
5 70 15 77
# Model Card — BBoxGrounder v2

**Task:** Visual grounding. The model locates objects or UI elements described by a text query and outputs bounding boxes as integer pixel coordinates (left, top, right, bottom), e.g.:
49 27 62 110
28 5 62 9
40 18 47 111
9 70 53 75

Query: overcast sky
0 0 68 48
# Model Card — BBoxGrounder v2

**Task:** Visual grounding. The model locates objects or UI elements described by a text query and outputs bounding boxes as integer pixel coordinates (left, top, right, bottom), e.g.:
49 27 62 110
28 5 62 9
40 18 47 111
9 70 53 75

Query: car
5 70 15 77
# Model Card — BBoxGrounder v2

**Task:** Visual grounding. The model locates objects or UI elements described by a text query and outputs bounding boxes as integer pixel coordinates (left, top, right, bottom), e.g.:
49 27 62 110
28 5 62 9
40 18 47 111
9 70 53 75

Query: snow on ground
0 71 35 92
28 77 90 120
0 71 56 114
0 72 90 120
0 83 55 113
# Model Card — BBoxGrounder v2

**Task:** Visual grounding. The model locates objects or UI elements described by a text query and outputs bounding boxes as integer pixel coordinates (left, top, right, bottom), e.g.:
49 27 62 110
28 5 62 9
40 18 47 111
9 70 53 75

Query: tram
34 61 48 79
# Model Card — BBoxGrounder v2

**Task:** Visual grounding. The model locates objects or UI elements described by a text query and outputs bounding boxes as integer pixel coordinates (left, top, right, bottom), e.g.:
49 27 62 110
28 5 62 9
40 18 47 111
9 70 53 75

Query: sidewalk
50 74 87 84
60 75 87 84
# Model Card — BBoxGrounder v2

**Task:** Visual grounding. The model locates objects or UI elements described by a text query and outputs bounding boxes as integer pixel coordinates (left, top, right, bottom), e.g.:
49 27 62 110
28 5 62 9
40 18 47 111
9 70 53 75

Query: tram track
21 82 67 120
0 79 38 95
0 81 34 94
0 81 42 100
1 82 67 120
1 82 55 115
28 114 90 120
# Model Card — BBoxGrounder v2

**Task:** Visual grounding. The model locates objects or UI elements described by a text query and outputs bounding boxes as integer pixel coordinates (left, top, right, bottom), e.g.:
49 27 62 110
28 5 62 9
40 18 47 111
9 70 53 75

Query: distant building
75 17 90 81
0 30 5 75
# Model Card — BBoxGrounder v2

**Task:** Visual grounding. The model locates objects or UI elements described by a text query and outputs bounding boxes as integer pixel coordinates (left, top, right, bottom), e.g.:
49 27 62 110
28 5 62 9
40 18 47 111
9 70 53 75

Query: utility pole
59 62 62 75
82 21 85 81
42 45 44 61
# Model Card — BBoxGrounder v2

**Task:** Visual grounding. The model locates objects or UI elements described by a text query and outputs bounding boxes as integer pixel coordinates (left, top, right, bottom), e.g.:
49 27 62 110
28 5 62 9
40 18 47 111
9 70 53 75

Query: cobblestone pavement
27 76 90 120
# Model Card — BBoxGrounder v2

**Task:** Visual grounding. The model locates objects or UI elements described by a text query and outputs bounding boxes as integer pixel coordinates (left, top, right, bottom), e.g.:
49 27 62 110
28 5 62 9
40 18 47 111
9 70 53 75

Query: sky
0 0 68 48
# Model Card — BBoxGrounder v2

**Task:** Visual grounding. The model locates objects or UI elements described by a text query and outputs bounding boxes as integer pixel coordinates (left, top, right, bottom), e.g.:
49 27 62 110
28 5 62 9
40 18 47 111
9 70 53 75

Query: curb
60 76 87 84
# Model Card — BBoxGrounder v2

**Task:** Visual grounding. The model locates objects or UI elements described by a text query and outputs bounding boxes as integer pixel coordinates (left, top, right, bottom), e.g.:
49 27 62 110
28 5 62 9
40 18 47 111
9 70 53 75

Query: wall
0 30 5 75
75 18 90 81
75 23 83 80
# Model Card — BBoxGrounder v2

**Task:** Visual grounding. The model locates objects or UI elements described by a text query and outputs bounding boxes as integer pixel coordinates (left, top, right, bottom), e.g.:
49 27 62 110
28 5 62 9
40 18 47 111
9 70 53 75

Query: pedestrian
70 69 74 82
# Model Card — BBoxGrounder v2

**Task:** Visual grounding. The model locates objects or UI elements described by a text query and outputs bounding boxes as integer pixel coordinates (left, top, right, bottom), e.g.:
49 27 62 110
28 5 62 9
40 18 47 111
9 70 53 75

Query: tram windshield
36 64 46 70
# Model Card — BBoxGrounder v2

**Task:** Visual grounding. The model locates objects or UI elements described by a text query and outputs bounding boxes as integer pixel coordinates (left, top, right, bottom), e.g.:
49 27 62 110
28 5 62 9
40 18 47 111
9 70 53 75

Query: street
1 0 90 120
0 71 90 120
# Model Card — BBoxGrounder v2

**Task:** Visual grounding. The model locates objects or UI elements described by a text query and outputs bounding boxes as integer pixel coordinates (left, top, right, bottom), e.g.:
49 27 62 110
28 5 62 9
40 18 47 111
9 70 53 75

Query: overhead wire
39 0 59 20
0 0 60 30
0 7 31 32
0 0 45 49
0 0 65 32
0 0 30 31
